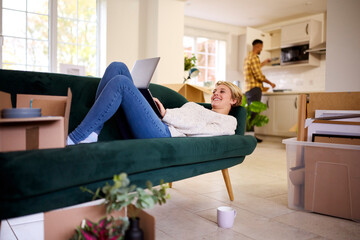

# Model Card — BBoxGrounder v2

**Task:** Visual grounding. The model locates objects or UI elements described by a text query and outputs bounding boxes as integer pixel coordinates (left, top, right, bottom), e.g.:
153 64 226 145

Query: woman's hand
153 98 166 118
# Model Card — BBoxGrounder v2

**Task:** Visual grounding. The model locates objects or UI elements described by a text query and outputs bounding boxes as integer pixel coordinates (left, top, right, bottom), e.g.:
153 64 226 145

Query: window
1 0 98 76
183 36 226 87
57 0 97 75
1 0 50 72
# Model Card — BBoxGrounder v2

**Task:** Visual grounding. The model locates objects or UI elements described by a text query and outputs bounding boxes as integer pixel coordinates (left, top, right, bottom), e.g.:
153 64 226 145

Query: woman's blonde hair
215 81 243 107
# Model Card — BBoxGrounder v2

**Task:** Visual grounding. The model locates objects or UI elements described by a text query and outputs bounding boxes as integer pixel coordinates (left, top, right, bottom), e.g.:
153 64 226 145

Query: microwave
281 43 309 65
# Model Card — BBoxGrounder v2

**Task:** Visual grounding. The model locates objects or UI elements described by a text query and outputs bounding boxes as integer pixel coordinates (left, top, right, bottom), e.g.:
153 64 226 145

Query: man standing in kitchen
243 39 276 143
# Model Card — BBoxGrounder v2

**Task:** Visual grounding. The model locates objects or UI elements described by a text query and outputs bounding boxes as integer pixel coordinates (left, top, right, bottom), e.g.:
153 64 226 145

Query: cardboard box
0 89 72 152
44 202 155 240
162 83 212 103
0 91 12 112
0 117 65 152
297 92 360 141
308 92 360 119
305 119 360 142
283 138 360 221
313 134 360 145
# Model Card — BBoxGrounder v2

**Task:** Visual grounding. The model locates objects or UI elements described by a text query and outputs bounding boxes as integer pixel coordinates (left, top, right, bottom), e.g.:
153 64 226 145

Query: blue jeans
68 62 171 143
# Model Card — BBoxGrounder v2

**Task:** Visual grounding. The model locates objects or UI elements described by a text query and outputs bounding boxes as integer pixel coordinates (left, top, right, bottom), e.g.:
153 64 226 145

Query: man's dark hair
252 39 263 46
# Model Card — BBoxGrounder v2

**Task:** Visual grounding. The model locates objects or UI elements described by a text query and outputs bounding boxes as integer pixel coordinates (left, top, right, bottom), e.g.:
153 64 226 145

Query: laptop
131 57 162 118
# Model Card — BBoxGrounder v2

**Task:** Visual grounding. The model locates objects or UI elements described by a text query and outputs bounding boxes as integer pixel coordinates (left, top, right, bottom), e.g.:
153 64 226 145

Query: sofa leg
221 169 234 201
169 182 172 188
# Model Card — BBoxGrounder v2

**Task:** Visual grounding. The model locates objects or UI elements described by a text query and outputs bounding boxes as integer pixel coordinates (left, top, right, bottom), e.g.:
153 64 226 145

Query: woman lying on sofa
67 62 243 145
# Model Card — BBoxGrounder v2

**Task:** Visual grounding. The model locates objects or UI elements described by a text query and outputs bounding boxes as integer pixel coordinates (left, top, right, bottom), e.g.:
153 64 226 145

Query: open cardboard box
44 202 155 240
162 83 212 103
0 89 72 152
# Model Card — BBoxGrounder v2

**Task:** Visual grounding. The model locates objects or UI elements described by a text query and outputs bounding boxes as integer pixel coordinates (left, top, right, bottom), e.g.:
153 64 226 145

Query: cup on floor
217 206 237 228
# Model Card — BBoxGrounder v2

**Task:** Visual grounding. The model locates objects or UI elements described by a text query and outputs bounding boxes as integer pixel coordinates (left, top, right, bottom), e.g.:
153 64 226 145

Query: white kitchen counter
262 91 322 96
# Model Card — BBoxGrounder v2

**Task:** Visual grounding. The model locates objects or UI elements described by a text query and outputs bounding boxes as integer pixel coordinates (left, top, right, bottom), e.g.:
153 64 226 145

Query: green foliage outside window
1 0 97 76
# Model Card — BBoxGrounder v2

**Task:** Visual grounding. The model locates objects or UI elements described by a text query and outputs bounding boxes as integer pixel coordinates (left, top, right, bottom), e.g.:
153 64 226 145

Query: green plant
241 95 269 132
90 173 170 218
184 54 197 71
70 173 170 240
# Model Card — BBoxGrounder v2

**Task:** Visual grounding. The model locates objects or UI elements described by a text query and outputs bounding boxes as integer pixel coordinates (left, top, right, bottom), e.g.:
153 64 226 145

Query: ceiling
183 0 327 27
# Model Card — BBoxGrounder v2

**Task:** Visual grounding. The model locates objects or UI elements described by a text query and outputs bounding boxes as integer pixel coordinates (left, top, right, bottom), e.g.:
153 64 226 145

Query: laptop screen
131 57 160 89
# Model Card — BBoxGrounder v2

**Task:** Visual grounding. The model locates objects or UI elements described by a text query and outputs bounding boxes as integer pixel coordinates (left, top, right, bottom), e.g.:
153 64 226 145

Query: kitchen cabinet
263 29 282 66
281 20 322 47
238 18 324 81
255 94 299 137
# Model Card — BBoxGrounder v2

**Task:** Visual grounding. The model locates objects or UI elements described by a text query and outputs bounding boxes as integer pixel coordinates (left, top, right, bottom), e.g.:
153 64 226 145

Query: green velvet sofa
0 69 257 220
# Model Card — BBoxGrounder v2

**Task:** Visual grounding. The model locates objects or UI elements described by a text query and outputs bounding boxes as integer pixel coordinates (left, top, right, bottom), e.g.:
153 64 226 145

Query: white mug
217 206 237 228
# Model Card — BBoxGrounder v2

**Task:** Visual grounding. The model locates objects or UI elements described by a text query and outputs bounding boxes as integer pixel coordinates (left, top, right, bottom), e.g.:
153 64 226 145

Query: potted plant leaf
241 95 269 133
184 54 199 83
70 173 170 240
184 54 196 72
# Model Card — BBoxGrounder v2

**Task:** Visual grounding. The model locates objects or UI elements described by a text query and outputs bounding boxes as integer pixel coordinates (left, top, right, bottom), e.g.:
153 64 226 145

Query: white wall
325 0 360 92
263 55 326 92
102 0 184 84
156 0 184 84
104 0 140 69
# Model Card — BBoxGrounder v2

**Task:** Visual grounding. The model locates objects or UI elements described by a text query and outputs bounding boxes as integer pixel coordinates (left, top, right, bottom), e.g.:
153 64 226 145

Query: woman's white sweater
162 102 237 137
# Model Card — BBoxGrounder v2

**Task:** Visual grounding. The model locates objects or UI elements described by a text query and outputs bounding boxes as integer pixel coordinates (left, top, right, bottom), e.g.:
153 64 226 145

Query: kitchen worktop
262 91 321 96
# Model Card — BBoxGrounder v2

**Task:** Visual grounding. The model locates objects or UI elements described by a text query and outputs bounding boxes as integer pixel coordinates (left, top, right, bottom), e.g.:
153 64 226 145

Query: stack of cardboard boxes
283 92 360 221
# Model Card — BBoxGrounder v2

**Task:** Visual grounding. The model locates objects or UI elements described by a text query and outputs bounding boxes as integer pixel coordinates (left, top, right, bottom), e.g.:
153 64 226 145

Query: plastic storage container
282 137 360 221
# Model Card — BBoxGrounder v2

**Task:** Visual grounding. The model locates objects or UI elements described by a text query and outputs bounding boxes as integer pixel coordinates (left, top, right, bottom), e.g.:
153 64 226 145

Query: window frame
0 0 3 67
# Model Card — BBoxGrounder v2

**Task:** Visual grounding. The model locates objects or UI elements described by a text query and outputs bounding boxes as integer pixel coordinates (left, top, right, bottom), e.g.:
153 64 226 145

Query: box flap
0 91 12 118
44 203 154 240
185 84 213 95
313 134 360 145
297 94 308 141
161 83 209 102
312 119 360 126
162 83 185 92
64 88 72 144
309 92 360 118
44 204 125 240
16 93 68 116
32 99 66 116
